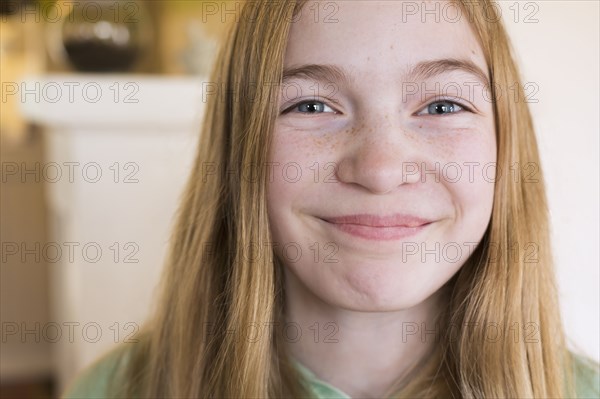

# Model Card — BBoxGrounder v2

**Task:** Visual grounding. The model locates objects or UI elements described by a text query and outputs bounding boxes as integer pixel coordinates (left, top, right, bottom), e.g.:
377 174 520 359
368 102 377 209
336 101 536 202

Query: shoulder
61 343 134 399
571 352 600 399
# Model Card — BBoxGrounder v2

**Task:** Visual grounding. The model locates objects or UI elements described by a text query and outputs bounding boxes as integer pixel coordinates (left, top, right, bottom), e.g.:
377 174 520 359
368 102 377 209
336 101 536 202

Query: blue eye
284 100 336 114
418 101 464 115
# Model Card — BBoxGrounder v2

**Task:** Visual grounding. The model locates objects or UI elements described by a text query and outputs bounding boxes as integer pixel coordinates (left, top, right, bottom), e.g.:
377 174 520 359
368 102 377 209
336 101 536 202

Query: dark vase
59 0 151 73
0 0 28 15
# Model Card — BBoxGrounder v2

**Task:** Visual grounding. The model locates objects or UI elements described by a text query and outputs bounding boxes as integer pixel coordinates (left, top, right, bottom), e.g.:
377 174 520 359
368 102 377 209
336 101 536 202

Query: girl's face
267 0 496 311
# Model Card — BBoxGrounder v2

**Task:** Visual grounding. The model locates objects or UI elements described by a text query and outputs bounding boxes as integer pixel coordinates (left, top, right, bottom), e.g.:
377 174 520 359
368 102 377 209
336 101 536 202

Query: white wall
498 0 600 362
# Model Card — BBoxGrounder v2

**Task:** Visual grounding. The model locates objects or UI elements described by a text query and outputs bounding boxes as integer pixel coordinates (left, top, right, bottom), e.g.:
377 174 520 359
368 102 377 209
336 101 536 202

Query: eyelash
281 100 338 115
415 100 472 116
281 99 474 116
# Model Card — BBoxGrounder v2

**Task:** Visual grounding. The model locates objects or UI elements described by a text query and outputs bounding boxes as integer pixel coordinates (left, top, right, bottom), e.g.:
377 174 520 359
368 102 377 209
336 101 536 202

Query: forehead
285 0 487 74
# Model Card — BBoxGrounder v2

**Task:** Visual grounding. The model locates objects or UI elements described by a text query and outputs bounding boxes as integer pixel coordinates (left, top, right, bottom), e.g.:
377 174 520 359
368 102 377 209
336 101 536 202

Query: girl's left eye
282 100 336 115
417 101 465 116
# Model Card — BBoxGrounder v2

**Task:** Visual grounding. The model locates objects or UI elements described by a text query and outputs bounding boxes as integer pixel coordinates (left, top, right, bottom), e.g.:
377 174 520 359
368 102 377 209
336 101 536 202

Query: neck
282 269 447 399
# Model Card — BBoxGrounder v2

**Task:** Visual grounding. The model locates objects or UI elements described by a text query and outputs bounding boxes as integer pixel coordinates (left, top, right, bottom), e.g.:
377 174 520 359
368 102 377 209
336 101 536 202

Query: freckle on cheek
312 138 324 148
331 137 341 151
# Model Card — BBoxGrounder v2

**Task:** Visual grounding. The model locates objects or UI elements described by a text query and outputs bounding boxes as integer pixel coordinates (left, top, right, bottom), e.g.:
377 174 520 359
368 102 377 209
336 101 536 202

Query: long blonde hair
108 1 597 397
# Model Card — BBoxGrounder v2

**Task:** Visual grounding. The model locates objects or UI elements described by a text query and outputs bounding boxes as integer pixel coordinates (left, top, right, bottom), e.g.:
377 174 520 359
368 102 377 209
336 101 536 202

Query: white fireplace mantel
20 74 207 130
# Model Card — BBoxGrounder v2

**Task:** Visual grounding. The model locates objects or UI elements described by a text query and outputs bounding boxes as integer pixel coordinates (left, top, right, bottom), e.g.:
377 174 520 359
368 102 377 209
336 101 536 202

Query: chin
330 279 430 312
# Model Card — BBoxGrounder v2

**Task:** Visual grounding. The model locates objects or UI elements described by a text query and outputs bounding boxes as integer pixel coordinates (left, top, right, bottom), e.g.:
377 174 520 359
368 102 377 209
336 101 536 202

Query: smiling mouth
319 213 434 241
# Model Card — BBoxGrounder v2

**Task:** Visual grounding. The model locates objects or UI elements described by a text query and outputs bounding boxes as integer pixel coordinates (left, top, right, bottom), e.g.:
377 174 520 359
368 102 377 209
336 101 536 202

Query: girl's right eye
282 100 337 115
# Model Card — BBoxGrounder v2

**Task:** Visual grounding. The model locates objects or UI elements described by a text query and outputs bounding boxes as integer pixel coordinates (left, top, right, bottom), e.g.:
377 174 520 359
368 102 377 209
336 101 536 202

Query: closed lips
320 214 433 228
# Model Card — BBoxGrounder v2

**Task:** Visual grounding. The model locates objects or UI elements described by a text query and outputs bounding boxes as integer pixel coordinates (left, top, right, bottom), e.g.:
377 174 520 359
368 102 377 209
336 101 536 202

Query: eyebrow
282 59 490 89
282 63 353 87
407 58 490 89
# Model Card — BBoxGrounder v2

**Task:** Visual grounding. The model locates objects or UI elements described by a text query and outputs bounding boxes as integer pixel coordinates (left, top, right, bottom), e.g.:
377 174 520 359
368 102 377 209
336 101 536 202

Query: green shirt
62 347 600 398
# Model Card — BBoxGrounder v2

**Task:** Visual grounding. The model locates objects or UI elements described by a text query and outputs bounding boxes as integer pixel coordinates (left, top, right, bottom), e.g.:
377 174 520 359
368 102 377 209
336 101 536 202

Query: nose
335 117 422 194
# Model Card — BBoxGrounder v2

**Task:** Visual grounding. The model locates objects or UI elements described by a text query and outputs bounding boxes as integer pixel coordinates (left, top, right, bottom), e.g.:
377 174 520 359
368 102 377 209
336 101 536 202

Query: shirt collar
291 357 353 399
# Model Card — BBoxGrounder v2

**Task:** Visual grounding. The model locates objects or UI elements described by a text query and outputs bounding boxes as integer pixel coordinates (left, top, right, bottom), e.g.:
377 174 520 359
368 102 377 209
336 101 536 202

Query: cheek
425 121 497 162
267 126 342 209
266 129 323 242
267 131 303 202
440 128 497 240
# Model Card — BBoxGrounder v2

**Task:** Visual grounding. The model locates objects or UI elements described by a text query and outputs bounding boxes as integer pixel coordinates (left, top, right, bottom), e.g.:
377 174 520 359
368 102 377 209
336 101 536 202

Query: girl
64 0 600 398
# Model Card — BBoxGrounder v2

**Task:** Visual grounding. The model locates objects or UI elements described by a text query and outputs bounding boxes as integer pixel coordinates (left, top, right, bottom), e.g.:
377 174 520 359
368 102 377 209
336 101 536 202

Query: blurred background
1 0 238 397
0 1 598 398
